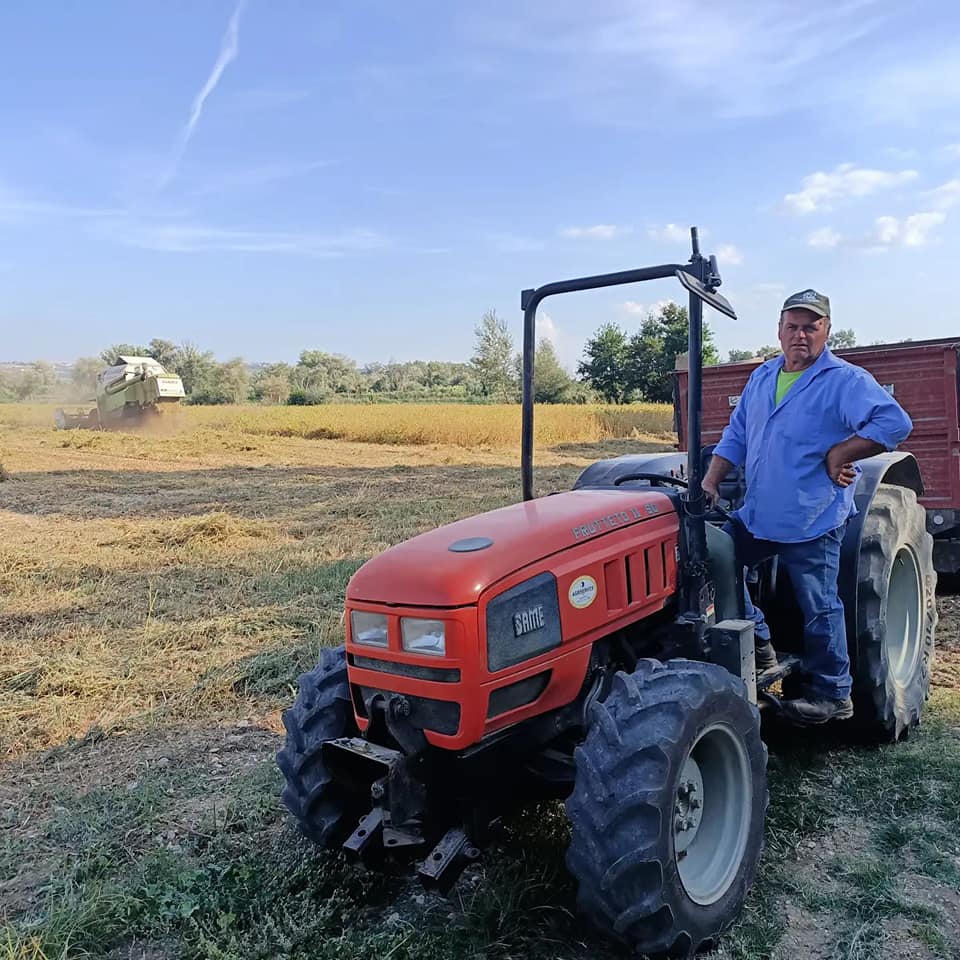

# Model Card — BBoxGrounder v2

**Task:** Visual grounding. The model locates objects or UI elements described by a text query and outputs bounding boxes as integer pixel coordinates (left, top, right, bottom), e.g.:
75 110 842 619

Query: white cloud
808 226 841 248
715 243 743 265
924 178 960 210
559 223 632 239
647 223 691 243
620 298 674 318
870 211 945 248
159 0 245 190
0 179 121 224
784 163 918 214
103 221 386 256
502 2 892 120
814 212 947 252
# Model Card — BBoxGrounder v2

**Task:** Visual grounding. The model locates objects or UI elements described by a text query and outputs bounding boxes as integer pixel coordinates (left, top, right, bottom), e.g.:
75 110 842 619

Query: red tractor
277 230 937 957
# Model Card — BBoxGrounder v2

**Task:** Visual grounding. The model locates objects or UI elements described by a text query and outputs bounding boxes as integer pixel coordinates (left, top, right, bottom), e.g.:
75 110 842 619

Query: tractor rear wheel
853 484 937 742
276 645 362 845
565 659 767 958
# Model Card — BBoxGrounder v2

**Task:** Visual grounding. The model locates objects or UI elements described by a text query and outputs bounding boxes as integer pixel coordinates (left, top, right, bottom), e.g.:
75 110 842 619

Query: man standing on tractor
702 289 913 724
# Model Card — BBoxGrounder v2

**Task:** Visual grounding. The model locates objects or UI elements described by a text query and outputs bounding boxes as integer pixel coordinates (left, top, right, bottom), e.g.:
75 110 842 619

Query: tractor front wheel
276 645 362 845
565 659 767 958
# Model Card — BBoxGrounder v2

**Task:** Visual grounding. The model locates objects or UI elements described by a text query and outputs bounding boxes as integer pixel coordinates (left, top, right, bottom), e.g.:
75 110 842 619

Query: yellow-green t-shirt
776 369 804 405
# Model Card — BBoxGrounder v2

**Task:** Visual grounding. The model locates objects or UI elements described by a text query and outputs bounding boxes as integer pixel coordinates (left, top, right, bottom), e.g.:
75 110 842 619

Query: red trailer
675 337 960 573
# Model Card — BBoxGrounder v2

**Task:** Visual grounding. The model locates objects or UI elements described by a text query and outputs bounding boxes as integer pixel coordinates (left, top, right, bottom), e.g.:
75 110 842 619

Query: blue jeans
722 517 852 700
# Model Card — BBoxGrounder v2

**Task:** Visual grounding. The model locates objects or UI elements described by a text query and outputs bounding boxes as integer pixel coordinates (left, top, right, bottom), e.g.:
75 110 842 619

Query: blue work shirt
712 348 912 543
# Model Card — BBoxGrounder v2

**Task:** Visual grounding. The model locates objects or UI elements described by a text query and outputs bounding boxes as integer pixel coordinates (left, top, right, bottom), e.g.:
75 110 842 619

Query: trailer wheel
565 660 767 958
854 484 937 742
276 645 361 845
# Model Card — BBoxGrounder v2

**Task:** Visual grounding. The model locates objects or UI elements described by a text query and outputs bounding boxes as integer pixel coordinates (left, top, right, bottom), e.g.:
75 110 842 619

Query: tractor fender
573 452 688 489
838 452 924 666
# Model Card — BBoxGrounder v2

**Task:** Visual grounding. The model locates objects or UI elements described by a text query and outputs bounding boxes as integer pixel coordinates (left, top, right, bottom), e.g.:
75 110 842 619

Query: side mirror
675 269 737 320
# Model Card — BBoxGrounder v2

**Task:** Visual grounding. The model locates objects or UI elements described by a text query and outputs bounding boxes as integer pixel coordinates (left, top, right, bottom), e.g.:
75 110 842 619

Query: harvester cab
277 229 937 958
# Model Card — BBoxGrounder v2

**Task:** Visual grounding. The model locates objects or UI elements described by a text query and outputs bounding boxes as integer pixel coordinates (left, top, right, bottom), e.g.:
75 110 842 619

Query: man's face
778 308 830 368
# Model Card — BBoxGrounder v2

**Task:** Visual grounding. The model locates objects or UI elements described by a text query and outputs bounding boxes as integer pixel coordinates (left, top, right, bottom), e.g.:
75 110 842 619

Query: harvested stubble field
1 403 960 960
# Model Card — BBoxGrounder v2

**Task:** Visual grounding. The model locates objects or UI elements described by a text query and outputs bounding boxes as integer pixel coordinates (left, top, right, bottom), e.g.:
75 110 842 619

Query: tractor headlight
351 611 388 648
401 618 446 657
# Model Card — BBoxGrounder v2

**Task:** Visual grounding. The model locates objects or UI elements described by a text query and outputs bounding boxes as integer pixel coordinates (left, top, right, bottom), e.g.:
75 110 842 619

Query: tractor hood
347 488 676 607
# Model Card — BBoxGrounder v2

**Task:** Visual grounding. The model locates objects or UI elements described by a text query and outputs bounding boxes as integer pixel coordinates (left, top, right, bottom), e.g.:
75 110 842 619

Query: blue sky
3 0 960 369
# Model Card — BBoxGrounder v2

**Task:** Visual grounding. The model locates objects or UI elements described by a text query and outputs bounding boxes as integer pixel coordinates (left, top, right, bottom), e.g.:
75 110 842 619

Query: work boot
755 641 779 674
781 694 854 725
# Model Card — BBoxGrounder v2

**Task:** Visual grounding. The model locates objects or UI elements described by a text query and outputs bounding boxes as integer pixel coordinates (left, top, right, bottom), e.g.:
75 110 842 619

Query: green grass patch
6 697 960 960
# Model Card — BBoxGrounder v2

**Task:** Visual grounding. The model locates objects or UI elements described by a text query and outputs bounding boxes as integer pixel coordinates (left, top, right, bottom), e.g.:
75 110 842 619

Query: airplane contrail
158 0 246 190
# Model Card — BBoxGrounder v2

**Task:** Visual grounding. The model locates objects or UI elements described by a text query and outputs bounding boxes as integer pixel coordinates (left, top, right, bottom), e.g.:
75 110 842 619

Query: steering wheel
612 473 688 488
612 473 734 522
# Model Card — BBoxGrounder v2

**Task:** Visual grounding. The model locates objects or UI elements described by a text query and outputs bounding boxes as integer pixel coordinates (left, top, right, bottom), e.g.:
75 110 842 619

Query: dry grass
0 403 674 759
1 401 674 448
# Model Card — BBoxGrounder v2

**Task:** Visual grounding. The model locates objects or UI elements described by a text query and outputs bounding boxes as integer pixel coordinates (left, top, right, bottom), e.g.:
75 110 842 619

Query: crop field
2 403 960 960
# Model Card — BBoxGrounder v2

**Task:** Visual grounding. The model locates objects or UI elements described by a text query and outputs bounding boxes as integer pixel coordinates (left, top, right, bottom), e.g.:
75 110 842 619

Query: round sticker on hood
568 575 598 609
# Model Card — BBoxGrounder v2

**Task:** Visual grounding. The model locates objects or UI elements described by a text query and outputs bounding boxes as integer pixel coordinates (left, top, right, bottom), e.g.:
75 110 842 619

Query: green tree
728 348 755 362
251 363 292 404
827 327 857 349
214 358 250 404
71 357 102 397
13 370 39 402
256 373 291 404
754 345 780 358
173 341 217 397
626 303 720 402
32 361 57 397
100 343 148 364
533 338 573 403
11 361 57 401
577 323 631 403
0 370 15 402
148 338 179 369
293 351 360 396
470 310 515 401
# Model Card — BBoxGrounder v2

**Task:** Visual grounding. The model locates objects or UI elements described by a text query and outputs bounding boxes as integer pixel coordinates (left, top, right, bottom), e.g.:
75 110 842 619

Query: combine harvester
55 356 186 430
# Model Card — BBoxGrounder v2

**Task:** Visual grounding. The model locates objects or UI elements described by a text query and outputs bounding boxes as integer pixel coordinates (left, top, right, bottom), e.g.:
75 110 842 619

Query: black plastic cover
486 572 561 673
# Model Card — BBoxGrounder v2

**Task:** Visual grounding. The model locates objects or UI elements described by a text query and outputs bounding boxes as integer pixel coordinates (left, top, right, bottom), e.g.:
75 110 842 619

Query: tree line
0 307 863 406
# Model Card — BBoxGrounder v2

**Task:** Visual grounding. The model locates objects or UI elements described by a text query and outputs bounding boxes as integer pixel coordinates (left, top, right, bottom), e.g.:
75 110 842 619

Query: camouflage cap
781 289 830 319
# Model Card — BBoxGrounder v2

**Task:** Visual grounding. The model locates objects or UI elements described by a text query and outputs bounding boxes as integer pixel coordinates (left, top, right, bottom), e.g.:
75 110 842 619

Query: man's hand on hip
826 435 885 487
826 449 858 487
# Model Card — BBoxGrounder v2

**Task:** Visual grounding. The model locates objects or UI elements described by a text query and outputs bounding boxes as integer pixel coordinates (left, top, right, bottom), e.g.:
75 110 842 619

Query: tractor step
757 653 800 692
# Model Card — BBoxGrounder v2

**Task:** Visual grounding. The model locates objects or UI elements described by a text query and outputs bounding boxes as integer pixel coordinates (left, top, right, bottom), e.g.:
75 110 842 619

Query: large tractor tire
565 659 767 958
853 484 937 742
276 645 361 845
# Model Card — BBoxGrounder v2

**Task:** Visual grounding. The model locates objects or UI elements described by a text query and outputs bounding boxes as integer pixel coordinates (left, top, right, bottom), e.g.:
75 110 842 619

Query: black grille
487 671 551 718
357 687 461 736
349 654 460 683
486 572 561 672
